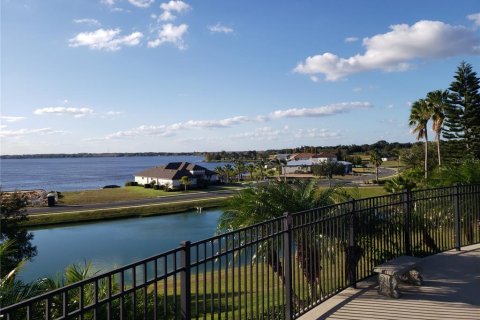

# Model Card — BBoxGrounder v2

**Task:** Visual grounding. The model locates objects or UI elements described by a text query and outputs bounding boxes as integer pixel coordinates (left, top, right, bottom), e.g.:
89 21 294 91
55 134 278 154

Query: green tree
223 164 235 183
426 90 449 166
369 151 383 182
312 161 345 187
443 61 480 161
179 176 190 191
409 99 432 179
233 160 245 182
246 163 256 181
1 192 37 278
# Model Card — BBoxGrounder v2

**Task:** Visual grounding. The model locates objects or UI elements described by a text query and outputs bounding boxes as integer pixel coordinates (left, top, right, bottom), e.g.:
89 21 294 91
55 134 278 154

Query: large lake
0 156 227 191
20 209 222 282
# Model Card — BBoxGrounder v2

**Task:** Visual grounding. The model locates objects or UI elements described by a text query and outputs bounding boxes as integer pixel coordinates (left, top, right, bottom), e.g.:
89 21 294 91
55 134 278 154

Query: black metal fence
1 184 479 319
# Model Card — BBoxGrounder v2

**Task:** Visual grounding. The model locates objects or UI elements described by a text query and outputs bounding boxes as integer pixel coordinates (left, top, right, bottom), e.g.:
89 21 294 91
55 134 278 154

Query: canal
19 209 222 282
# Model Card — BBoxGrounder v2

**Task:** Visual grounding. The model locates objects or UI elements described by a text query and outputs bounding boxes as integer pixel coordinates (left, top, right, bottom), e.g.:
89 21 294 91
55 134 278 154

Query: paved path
26 189 235 215
300 244 480 320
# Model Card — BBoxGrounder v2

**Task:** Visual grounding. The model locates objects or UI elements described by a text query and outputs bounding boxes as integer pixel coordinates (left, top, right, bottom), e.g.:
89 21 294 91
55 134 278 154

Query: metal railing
1 184 479 319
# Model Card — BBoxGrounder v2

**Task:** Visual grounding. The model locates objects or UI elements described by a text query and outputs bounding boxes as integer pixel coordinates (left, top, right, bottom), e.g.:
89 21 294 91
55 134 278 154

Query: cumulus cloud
160 0 190 12
158 0 191 21
0 115 26 123
344 36 358 42
34 107 94 118
148 23 188 49
467 13 480 27
294 20 480 81
269 102 371 118
73 18 101 27
128 0 154 8
208 23 233 34
69 28 143 51
0 128 68 138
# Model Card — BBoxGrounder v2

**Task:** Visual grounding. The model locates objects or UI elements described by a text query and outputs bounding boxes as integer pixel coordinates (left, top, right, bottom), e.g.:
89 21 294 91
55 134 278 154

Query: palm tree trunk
436 133 442 167
424 132 429 180
375 166 379 182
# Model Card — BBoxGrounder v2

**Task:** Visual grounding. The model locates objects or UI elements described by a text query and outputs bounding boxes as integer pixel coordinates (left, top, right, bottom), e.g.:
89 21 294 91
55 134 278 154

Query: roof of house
135 162 216 180
290 153 316 160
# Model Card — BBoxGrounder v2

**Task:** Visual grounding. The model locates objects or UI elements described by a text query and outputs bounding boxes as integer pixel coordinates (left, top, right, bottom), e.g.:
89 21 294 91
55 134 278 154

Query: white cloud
294 20 480 81
128 0 154 8
293 128 340 139
94 101 370 141
386 104 394 109
101 0 116 5
148 23 188 49
0 128 68 138
269 102 371 119
353 87 362 92
160 0 190 12
467 13 480 27
157 1 190 21
69 28 143 51
73 18 101 27
159 10 176 21
230 127 281 141
344 37 358 43
208 23 233 34
34 107 94 118
0 115 26 123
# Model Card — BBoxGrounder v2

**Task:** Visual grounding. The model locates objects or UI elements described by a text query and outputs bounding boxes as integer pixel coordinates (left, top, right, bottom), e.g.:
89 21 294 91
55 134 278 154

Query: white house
134 162 218 189
312 152 338 163
282 160 314 174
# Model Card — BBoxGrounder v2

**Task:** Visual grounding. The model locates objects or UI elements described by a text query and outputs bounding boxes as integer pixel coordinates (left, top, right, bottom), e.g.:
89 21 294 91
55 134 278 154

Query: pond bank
21 197 229 227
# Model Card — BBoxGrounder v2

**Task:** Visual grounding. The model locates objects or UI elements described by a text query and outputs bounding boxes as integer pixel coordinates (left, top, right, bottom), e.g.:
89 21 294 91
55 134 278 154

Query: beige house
134 162 218 189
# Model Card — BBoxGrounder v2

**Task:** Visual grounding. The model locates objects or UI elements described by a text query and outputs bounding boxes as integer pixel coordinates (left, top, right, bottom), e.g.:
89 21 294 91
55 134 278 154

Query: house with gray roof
134 162 218 189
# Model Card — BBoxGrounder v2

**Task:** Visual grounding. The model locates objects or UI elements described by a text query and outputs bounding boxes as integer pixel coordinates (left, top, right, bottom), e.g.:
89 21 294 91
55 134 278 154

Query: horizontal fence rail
1 184 479 319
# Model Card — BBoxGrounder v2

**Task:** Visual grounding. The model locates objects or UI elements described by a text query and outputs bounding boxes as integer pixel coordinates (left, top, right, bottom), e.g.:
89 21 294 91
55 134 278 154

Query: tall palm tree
369 151 383 182
246 163 256 181
233 160 245 182
409 98 433 179
426 90 449 166
256 160 265 181
223 164 235 183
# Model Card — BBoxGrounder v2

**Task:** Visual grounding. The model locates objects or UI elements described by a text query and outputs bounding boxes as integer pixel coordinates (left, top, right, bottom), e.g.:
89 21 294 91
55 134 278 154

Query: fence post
403 189 412 256
454 184 461 251
283 212 294 320
347 199 357 289
180 241 191 320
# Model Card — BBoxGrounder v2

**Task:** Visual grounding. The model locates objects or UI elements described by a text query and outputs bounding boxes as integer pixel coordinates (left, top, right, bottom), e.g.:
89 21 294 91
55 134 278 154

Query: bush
144 184 152 189
153 185 160 190
124 181 138 187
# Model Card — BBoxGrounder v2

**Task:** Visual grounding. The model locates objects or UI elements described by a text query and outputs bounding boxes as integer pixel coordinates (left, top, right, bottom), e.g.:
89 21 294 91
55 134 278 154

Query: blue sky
1 0 479 154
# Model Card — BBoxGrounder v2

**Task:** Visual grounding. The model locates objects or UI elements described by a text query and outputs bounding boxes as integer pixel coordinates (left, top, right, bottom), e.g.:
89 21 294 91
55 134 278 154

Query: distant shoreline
0 152 202 160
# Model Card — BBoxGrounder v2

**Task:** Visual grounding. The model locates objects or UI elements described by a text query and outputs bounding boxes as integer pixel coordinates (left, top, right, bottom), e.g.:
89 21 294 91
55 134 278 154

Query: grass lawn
58 186 237 205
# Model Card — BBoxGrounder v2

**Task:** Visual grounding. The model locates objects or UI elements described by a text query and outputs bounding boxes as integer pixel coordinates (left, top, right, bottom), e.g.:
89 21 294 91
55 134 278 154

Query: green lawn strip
22 197 229 227
58 186 242 206
317 187 387 199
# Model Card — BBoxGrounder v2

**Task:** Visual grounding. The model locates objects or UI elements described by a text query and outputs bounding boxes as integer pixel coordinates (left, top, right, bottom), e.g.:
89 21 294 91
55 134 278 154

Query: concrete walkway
300 244 480 320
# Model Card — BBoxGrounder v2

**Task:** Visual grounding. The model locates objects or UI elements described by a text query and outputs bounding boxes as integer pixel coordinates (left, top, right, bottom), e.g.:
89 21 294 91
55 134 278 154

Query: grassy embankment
23 186 387 227
23 197 229 227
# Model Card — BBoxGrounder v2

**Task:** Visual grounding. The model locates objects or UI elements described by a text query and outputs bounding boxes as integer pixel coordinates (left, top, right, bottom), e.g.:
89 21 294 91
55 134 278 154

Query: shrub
124 181 138 187
153 185 160 190
144 184 152 189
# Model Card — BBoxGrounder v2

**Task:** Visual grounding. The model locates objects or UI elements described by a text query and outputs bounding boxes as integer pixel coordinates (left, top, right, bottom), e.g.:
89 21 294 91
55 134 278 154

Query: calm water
0 156 227 191
20 209 222 282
